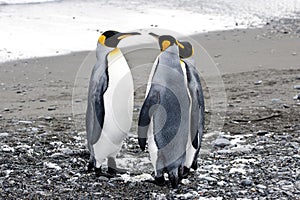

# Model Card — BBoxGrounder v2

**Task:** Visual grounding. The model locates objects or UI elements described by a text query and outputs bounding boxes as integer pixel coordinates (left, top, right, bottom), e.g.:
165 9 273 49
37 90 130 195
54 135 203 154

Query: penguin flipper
193 71 205 150
138 86 160 151
95 75 108 127
89 74 108 145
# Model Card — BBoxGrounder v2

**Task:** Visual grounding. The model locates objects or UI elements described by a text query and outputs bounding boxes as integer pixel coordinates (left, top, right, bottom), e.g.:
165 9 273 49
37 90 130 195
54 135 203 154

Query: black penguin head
98 30 141 48
178 41 194 58
149 32 183 52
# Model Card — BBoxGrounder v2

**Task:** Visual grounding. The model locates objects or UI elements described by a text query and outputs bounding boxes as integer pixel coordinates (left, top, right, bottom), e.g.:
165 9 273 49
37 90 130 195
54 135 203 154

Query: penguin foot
169 173 179 189
107 167 127 175
154 176 166 186
182 166 190 179
191 160 198 170
144 176 166 187
87 162 94 172
94 167 114 178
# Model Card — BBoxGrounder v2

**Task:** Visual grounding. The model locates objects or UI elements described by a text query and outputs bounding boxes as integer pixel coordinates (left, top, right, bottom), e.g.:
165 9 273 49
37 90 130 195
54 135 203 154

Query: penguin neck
163 44 178 55
159 45 180 68
96 43 115 61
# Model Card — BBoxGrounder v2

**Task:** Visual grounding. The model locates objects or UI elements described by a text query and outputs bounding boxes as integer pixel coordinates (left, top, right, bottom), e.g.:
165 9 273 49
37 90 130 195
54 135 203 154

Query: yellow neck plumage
107 48 121 63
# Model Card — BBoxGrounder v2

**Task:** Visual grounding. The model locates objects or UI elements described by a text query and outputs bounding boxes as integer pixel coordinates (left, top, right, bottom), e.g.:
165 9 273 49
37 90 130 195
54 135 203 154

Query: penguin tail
138 138 146 151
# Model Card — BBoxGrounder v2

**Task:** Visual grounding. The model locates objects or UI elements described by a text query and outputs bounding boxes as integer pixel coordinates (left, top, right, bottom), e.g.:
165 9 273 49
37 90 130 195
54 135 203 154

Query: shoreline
0 26 299 120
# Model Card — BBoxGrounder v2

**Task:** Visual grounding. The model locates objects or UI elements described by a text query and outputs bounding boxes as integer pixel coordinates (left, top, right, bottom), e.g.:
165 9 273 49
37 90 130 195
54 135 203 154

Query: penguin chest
180 61 196 168
102 49 134 143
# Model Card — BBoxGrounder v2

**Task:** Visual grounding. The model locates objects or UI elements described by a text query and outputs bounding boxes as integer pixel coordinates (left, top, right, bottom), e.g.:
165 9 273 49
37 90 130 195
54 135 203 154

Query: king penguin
86 30 140 177
138 33 190 188
178 41 205 177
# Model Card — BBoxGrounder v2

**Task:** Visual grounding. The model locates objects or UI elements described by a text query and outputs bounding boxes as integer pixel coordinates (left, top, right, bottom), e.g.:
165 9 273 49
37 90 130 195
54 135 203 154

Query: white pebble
0 132 9 137
2 145 15 152
18 120 33 124
44 162 62 170
181 179 190 185
229 167 246 174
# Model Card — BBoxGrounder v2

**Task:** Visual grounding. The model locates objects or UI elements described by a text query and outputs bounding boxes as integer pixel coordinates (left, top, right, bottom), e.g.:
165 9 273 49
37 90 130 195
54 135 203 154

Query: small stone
292 52 297 56
214 54 222 58
282 104 290 108
0 114 2 118
213 138 231 147
61 147 73 155
217 181 226 186
289 142 299 149
293 93 300 100
31 127 39 132
44 116 53 120
217 149 233 154
271 98 281 103
281 183 294 191
39 99 47 102
295 181 300 190
4 108 10 111
254 80 262 85
48 106 56 111
258 189 265 194
241 179 252 186
296 75 300 80
294 85 300 90
134 105 141 112
256 184 267 189
202 176 217 182
256 130 268 136
44 162 62 170
229 167 246 174
2 145 14 152
282 191 293 196
0 132 9 137
181 179 190 185
74 99 82 103
18 120 33 124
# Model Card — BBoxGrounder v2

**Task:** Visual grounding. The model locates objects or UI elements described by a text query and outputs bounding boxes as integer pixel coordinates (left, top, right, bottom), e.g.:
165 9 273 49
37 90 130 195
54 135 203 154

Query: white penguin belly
93 49 133 165
147 120 158 175
145 58 160 175
145 57 159 96
180 61 195 168
184 134 197 168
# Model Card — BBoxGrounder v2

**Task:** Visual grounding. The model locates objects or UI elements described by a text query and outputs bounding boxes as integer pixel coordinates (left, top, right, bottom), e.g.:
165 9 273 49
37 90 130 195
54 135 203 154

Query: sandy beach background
0 0 300 199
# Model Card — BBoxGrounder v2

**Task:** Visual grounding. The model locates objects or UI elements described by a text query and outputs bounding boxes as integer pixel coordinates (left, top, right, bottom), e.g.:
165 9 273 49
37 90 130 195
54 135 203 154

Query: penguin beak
148 32 160 39
117 32 141 40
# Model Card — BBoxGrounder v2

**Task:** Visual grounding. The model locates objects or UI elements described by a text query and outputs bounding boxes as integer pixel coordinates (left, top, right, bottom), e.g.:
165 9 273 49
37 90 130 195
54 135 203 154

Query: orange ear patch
98 35 106 45
176 40 184 49
162 40 171 51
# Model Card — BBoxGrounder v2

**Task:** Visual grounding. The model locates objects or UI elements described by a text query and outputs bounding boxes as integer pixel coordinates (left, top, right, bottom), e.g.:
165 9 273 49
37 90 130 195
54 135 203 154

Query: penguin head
98 30 141 48
178 41 194 59
149 32 183 52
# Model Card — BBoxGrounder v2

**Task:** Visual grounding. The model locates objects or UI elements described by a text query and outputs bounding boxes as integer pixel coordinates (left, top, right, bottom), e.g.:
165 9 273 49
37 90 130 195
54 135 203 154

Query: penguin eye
162 40 171 51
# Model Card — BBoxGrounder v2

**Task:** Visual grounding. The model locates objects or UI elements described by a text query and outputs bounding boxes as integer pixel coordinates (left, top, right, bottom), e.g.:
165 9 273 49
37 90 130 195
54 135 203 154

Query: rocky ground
0 67 299 199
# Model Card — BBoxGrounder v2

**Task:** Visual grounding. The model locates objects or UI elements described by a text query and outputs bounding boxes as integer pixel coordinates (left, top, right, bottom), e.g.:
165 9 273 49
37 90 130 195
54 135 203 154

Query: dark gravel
1 67 299 199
